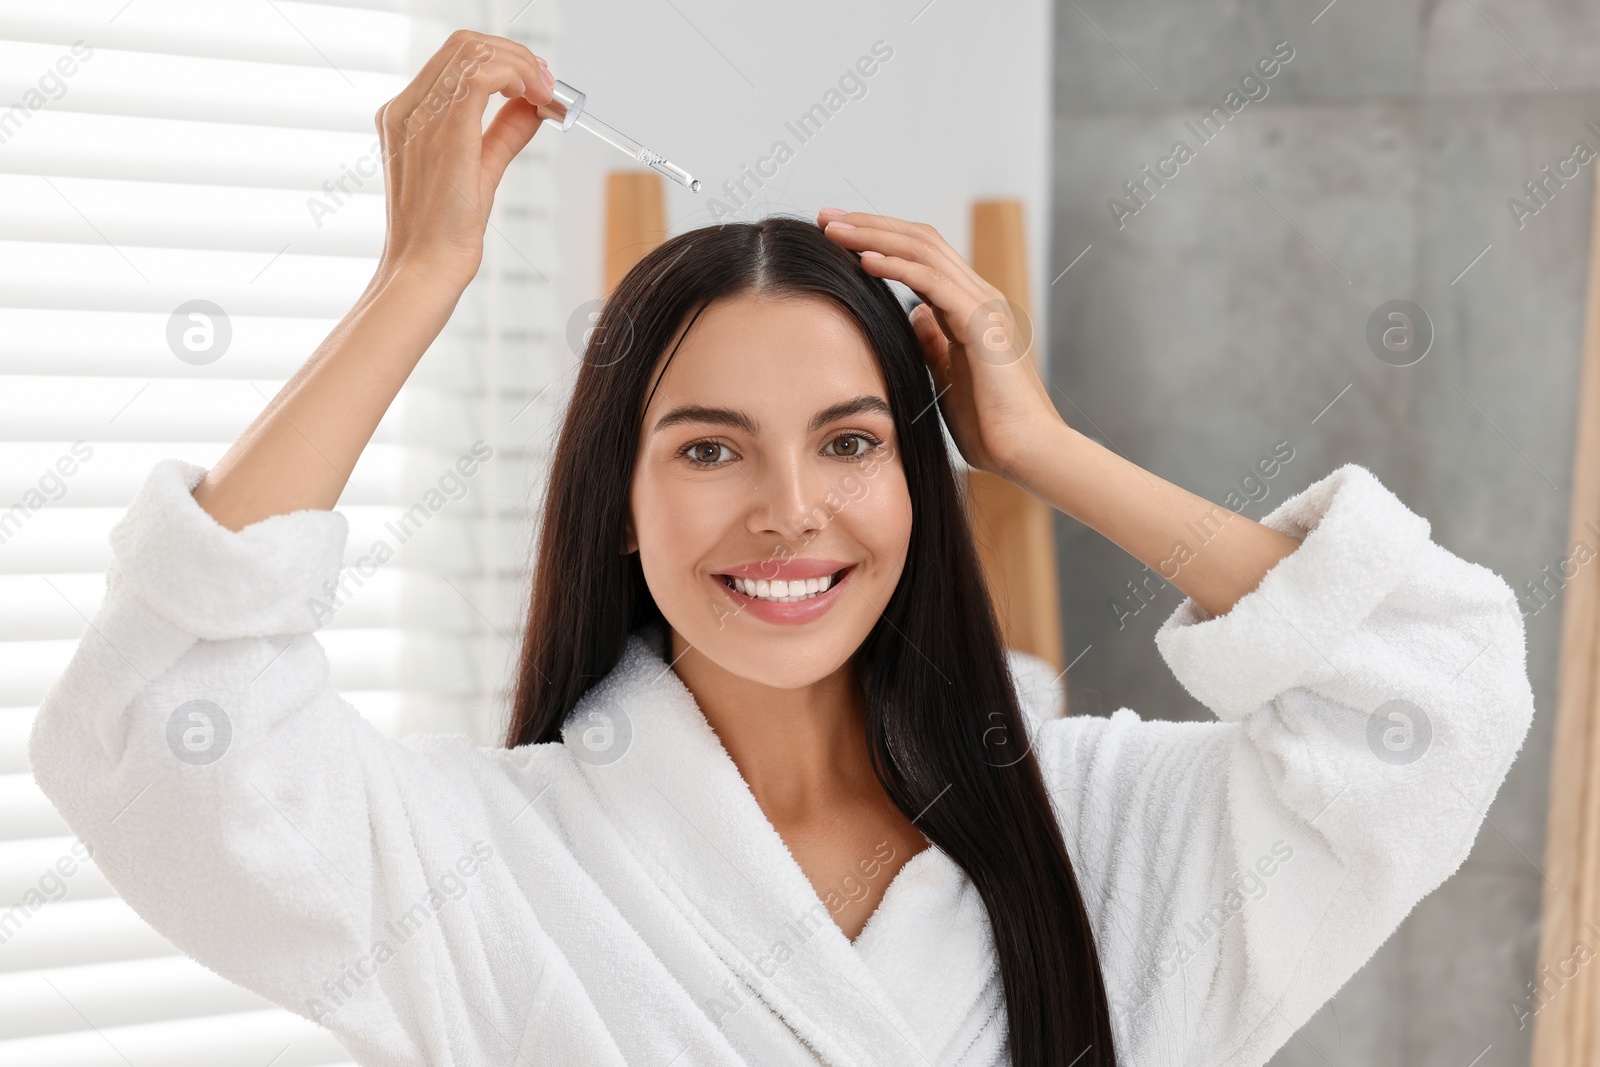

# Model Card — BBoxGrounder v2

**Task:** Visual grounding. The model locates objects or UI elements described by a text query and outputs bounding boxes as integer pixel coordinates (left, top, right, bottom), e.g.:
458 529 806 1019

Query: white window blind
0 1 559 1061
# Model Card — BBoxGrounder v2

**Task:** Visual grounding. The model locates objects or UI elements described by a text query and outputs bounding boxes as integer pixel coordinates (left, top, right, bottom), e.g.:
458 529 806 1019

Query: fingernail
819 207 846 216
826 220 856 230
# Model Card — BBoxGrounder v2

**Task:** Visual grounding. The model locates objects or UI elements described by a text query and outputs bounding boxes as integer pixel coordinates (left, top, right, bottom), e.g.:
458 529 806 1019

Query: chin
675 599 871 690
720 632 862 690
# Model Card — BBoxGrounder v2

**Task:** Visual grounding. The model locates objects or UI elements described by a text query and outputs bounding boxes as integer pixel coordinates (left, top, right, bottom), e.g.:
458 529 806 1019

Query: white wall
541 0 1054 383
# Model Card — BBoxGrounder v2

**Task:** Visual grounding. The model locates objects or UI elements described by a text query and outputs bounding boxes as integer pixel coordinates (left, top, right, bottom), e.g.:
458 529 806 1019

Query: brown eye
679 440 734 468
826 432 882 461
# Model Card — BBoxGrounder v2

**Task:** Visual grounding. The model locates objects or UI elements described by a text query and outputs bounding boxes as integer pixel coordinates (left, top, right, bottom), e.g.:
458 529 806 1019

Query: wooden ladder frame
1531 169 1600 1067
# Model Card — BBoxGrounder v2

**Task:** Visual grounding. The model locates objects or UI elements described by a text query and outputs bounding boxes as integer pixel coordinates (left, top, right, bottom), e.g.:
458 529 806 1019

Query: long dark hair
506 214 1117 1066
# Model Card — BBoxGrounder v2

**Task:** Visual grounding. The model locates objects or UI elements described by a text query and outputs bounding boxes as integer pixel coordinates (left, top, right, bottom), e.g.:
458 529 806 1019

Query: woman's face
626 292 913 689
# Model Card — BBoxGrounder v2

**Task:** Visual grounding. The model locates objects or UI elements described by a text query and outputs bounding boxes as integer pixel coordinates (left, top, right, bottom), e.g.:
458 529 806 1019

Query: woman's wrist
999 417 1095 510
369 253 476 311
1003 416 1303 619
341 256 472 377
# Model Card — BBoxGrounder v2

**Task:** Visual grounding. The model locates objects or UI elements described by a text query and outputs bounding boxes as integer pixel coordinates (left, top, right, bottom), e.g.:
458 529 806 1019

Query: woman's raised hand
814 208 1062 481
375 30 556 288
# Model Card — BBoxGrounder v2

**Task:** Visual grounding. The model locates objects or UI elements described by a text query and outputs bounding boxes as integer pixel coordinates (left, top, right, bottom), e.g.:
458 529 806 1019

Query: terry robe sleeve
25 459 688 1067
1031 462 1537 1066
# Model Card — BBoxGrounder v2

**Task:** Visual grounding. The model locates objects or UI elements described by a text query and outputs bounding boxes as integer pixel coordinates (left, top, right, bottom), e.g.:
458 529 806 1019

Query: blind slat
0 41 405 132
0 956 271 1041
0 174 385 256
0 1007 348 1066
0 1 412 74
0 836 111 905
0 240 380 316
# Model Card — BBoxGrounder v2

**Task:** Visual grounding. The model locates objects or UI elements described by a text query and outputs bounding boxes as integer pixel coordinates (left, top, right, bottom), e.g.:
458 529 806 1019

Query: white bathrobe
28 459 1536 1067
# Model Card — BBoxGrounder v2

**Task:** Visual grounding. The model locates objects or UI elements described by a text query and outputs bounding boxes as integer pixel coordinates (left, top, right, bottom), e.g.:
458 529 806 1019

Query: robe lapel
563 626 998 1066
850 844 1002 1062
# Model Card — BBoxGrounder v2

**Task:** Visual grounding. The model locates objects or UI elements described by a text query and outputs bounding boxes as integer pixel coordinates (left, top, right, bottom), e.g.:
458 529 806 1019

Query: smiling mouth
717 565 854 603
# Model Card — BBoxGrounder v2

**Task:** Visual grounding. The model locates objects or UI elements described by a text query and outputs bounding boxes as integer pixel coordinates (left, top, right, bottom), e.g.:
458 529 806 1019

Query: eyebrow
650 394 893 437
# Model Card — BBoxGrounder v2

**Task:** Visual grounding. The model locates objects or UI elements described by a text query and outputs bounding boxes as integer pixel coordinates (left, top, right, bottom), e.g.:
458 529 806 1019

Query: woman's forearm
1008 419 1303 620
192 263 465 532
191 29 554 532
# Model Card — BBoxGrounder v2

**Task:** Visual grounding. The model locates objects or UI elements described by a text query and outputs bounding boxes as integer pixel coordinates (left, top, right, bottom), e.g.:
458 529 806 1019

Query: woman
29 29 1534 1067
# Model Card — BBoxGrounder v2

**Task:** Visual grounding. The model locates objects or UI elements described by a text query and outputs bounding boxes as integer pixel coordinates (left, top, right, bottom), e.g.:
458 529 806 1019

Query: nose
748 449 829 544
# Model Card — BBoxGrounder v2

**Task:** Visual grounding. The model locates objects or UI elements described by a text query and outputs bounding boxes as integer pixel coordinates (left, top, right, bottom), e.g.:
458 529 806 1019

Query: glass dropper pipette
536 78 702 193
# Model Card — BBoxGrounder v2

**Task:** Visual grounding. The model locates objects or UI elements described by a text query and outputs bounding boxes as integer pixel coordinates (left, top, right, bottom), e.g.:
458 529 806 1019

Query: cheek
837 467 912 568
630 467 741 580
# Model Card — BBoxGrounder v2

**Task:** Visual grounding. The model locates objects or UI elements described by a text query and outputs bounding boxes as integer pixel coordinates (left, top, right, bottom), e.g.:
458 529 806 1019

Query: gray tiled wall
1050 2 1588 1064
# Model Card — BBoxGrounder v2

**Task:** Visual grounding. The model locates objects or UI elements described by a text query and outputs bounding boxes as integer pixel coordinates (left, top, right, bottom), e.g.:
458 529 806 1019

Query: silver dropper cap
534 78 587 132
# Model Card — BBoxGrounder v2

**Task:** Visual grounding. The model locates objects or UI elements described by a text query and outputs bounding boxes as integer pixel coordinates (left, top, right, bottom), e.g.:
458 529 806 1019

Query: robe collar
562 623 1001 1066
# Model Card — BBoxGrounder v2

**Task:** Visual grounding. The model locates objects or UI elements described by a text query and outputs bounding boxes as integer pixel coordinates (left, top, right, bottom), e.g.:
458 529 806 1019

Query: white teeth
726 570 841 602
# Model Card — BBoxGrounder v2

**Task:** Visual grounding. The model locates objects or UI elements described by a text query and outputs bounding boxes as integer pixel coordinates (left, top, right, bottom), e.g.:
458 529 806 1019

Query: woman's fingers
480 96 545 192
855 249 974 326
399 31 554 112
823 220 989 338
382 32 485 128
909 301 953 391
818 209 989 290
470 34 555 95
821 215 962 278
382 32 551 143
427 53 550 142
454 47 553 111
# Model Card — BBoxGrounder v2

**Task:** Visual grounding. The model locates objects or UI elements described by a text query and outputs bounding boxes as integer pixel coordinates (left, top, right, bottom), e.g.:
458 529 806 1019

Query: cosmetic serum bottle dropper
536 78 702 193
